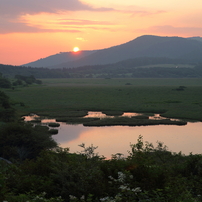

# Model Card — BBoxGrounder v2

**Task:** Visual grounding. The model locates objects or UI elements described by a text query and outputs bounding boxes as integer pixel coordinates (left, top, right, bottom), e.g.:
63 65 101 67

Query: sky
1 0 202 65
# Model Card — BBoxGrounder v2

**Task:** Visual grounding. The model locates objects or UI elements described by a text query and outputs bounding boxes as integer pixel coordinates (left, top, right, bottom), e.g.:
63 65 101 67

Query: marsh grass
49 129 58 134
4 78 202 121
83 116 187 126
56 117 100 124
28 119 41 123
48 123 60 127
102 111 123 116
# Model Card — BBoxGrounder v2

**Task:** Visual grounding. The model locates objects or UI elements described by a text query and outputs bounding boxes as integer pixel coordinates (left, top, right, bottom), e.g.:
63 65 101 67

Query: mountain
189 36 202 43
23 35 202 68
22 50 97 68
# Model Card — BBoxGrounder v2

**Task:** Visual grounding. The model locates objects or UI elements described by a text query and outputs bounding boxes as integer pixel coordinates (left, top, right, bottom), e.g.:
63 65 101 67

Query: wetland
6 78 202 121
2 77 202 201
24 112 202 157
12 77 201 157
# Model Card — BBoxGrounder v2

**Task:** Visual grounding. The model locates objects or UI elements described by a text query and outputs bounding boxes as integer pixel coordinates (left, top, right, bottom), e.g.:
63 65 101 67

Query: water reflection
84 111 110 118
84 111 179 121
84 111 143 118
54 122 202 158
23 113 202 158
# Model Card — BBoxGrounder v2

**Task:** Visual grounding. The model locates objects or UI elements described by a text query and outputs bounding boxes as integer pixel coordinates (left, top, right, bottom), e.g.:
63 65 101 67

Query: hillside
23 50 97 68
1 35 202 79
1 57 202 78
22 35 202 69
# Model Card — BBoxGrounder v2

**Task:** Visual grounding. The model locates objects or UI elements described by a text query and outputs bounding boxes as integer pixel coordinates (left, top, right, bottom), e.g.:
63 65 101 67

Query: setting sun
73 47 80 52
1 0 202 65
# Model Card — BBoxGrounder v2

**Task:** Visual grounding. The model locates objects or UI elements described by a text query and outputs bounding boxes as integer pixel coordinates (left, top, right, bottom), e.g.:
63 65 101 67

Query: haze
1 0 202 65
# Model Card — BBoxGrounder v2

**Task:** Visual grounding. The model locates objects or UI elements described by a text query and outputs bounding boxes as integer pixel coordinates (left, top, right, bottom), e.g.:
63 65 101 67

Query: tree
14 75 42 85
0 78 11 88
0 90 15 121
0 74 11 88
0 122 58 161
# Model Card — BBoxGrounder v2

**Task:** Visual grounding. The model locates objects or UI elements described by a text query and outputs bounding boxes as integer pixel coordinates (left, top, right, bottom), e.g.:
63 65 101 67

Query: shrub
0 122 57 161
48 123 60 127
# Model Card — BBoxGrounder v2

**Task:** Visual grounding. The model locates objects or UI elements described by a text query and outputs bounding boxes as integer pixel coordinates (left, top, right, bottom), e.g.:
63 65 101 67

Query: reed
4 78 202 122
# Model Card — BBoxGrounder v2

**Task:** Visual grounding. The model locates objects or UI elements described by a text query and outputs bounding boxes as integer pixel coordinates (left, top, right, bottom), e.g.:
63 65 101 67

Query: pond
24 112 202 158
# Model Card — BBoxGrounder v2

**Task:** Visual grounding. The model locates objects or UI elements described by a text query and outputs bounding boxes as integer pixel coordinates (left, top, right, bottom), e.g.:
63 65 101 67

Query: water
24 113 202 158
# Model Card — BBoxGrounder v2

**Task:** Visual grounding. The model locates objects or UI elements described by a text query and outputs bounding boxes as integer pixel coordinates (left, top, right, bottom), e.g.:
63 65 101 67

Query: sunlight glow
1 0 202 65
73 47 80 52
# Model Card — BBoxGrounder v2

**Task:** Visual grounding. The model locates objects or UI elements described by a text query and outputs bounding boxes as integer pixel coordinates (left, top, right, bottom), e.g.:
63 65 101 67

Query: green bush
48 123 60 127
1 135 202 201
49 129 58 134
0 122 57 161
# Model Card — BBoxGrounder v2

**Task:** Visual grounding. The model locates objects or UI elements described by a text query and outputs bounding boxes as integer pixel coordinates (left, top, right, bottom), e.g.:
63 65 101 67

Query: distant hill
22 35 202 69
2 57 202 79
189 36 202 43
22 50 97 68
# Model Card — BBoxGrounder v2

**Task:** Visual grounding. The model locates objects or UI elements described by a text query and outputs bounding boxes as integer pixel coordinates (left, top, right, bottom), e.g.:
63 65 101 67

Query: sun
73 47 80 52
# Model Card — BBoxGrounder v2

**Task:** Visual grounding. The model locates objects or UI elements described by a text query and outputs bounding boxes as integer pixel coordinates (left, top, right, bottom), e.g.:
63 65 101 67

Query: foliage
0 91 11 109
14 75 42 85
0 122 57 161
1 58 202 79
48 122 60 127
0 90 15 121
3 192 63 202
0 78 11 88
4 78 202 121
48 128 58 134
1 136 202 201
1 79 202 201
83 116 186 126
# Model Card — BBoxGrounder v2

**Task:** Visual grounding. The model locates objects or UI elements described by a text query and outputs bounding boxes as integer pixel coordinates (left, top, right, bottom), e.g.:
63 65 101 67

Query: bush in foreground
1 136 202 201
0 122 57 161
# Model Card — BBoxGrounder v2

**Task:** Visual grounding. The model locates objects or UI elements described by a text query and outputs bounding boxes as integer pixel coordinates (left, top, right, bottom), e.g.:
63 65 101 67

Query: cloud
130 10 165 17
58 19 114 26
0 0 113 18
0 0 114 34
114 5 166 17
76 37 87 42
0 16 114 34
0 17 81 34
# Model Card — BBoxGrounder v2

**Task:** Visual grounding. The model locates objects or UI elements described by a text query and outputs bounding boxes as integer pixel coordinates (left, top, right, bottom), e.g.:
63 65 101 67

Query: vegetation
1 57 202 79
48 128 59 134
48 122 60 127
83 116 187 127
0 122 57 161
13 75 42 86
1 136 202 201
3 78 202 121
0 77 202 201
0 73 12 88
0 90 15 121
0 72 42 91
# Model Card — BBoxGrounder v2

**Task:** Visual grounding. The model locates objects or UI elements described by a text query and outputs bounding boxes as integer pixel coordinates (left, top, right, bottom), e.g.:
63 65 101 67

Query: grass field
4 78 202 121
138 64 195 69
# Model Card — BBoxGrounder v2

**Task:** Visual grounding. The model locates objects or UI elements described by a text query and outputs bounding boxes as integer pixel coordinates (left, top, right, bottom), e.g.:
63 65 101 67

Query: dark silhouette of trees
14 75 42 85
0 90 15 121
0 73 11 88
0 122 57 161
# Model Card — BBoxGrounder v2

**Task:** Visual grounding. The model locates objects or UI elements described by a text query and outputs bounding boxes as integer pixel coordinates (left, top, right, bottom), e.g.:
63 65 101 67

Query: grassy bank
4 78 202 121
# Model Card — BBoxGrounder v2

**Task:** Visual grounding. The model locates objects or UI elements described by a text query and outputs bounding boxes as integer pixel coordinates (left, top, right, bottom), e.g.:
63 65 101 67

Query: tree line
0 73 42 89
1 57 202 78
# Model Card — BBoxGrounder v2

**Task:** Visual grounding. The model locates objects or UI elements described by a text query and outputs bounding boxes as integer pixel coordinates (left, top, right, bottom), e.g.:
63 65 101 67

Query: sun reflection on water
23 112 202 158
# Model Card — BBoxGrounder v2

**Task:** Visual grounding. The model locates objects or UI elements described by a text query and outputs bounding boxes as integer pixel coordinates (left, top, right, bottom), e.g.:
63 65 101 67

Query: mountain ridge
22 50 97 68
22 35 202 68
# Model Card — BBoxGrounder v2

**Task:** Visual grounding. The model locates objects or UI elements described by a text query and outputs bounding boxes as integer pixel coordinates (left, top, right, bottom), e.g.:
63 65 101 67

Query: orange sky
1 0 202 65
